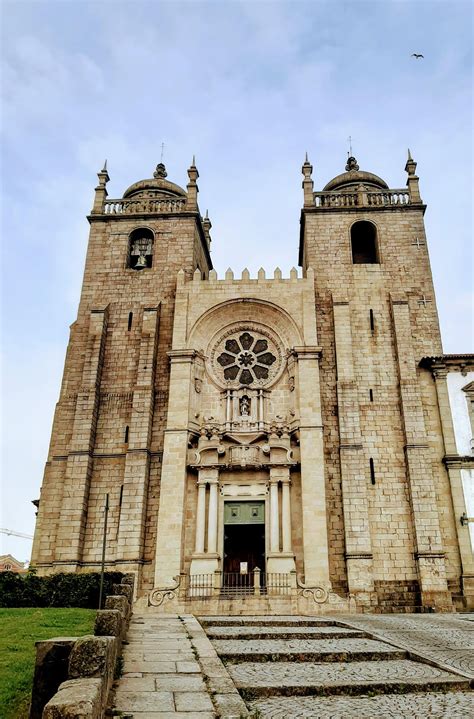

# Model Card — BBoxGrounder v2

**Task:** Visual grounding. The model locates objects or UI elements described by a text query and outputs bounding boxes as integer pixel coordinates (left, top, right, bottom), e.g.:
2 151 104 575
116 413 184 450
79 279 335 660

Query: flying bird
411 53 424 59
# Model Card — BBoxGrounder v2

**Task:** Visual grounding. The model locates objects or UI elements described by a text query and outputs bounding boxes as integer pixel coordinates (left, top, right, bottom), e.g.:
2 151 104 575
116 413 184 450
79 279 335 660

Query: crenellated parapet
181 266 313 283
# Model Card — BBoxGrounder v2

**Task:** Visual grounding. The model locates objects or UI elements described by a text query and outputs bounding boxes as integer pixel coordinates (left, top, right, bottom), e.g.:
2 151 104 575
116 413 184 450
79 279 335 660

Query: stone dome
323 156 388 192
122 163 187 199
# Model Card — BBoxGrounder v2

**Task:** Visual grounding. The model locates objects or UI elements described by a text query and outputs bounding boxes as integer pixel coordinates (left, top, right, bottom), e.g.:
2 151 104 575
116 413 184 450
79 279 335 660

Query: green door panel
224 500 265 525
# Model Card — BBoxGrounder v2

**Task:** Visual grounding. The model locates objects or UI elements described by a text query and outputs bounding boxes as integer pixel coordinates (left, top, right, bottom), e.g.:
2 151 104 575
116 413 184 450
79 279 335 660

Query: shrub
0 570 124 608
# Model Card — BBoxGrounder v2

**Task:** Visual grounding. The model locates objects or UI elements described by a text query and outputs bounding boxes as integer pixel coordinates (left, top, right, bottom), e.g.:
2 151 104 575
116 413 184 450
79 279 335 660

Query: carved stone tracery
209 323 283 389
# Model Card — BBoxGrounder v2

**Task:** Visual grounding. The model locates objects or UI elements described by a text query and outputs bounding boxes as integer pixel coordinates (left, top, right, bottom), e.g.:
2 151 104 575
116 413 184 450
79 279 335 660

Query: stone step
248 692 474 718
199 615 340 628
206 624 368 640
212 637 407 663
228 659 470 698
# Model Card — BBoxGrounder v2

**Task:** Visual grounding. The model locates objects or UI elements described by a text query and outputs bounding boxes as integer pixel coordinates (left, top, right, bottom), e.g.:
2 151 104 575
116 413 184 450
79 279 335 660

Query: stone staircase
199 615 474 718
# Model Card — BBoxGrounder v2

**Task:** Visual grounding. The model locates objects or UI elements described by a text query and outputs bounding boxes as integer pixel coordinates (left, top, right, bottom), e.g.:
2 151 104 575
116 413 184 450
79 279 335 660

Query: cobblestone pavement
200 614 474 718
110 614 248 718
206 624 365 639
228 658 466 690
248 692 474 718
338 613 474 678
213 637 405 660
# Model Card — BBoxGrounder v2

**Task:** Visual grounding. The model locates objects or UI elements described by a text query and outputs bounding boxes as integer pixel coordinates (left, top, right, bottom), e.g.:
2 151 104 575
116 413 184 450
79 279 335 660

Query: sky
1 0 472 561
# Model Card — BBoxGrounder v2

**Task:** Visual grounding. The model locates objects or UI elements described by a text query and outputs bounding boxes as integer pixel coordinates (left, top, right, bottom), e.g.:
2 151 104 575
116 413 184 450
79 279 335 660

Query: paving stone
115 676 156 692
174 691 214 711
249 692 474 718
213 692 249 717
207 674 238 693
176 660 201 673
154 673 206 692
228 659 469 696
143 652 195 662
124 661 176 674
212 637 405 661
113 691 175 712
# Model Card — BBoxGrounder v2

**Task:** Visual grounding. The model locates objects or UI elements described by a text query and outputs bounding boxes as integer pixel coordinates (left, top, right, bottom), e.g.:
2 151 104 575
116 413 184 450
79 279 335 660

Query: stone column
54 307 108 569
431 364 474 604
195 479 207 554
190 466 220 576
207 475 219 554
116 307 160 570
281 477 292 553
269 478 280 553
153 349 197 588
267 465 295 574
293 346 330 587
391 295 451 609
333 298 375 604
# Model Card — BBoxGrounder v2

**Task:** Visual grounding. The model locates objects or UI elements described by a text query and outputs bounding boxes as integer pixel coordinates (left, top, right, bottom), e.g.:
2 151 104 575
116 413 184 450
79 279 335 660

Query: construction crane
0 528 34 540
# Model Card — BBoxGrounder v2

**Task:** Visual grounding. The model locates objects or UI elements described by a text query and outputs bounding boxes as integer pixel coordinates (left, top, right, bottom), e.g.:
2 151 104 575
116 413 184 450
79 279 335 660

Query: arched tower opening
127 227 154 270
351 220 379 264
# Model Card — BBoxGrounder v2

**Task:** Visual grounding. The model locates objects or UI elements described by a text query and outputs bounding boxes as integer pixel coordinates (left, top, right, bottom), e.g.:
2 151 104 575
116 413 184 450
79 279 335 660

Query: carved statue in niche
240 395 251 416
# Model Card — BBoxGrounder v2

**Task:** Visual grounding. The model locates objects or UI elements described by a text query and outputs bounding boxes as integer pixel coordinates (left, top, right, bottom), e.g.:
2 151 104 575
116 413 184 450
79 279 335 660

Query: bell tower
31 159 212 590
299 152 453 609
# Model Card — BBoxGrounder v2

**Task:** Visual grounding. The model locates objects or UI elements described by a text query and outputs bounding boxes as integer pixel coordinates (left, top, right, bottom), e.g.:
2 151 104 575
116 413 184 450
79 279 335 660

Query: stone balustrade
313 188 410 208
103 197 187 214
367 190 410 206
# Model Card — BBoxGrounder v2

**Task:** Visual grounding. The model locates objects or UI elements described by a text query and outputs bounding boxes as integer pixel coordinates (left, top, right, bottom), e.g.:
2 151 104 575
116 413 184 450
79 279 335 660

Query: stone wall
30 575 134 719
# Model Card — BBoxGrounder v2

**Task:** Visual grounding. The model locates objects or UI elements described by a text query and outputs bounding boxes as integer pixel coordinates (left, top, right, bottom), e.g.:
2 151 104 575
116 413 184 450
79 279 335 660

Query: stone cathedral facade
31 153 474 614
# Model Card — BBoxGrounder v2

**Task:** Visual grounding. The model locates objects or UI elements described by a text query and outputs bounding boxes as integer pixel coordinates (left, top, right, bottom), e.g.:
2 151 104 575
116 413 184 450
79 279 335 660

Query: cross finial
348 136 353 157
160 143 165 163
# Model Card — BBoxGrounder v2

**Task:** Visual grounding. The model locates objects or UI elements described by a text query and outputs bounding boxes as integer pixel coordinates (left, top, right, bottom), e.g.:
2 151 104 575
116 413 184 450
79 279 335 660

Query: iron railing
184 569 294 599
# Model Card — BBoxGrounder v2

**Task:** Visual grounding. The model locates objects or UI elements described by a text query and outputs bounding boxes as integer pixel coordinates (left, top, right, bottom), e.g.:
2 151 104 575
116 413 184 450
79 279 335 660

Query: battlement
178 266 315 285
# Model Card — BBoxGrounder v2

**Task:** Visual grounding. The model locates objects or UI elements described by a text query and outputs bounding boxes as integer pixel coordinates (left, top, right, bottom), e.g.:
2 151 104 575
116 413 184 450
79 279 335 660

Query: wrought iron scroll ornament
296 574 329 604
149 575 181 607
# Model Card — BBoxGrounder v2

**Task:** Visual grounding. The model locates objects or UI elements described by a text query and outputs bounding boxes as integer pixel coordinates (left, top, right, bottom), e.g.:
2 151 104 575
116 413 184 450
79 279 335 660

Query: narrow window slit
369 458 376 485
370 309 375 334
369 389 374 402
124 426 129 443
128 312 133 331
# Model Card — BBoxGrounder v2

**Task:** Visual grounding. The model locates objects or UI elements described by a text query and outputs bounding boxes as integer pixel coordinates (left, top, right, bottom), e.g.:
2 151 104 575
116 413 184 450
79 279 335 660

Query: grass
0 607 95 719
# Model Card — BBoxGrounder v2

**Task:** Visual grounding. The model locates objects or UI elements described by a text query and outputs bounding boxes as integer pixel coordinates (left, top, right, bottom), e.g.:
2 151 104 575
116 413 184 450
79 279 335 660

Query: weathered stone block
105 594 129 619
68 635 117 707
112 583 132 603
121 573 135 591
42 678 102 719
29 638 76 719
94 609 123 638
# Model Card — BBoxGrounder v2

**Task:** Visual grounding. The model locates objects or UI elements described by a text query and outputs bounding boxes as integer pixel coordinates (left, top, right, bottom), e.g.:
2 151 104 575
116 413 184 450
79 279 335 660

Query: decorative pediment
462 381 474 396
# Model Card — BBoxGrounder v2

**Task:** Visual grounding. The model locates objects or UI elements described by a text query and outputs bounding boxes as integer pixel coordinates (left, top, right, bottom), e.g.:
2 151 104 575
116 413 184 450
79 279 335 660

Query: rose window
217 332 276 385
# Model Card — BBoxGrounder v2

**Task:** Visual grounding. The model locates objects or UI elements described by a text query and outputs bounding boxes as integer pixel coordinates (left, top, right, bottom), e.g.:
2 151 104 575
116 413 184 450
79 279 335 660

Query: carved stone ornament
209 324 284 389
296 574 329 604
148 575 181 607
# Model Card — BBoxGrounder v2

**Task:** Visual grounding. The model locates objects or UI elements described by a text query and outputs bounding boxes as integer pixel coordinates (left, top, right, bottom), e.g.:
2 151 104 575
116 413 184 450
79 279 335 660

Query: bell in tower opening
128 227 154 270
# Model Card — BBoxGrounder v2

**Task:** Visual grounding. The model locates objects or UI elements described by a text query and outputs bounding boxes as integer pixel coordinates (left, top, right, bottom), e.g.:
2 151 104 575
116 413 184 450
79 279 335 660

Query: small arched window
128 228 154 270
351 221 379 264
